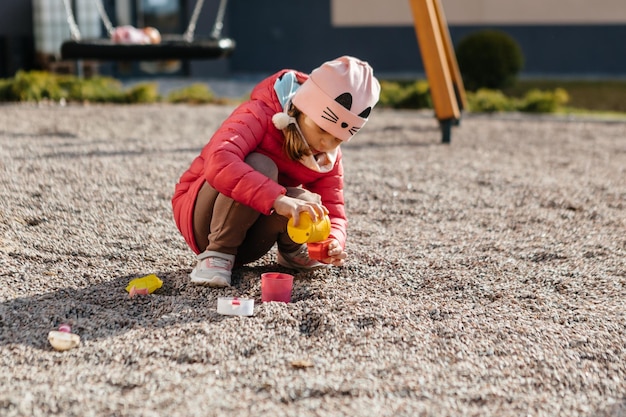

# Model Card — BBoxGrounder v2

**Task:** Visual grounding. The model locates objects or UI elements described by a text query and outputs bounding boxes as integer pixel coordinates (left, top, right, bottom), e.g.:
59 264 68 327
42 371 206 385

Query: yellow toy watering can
287 212 331 244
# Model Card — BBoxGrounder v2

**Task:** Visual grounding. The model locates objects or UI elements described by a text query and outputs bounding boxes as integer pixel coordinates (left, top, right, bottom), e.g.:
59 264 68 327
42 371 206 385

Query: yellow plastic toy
287 212 331 244
125 274 163 295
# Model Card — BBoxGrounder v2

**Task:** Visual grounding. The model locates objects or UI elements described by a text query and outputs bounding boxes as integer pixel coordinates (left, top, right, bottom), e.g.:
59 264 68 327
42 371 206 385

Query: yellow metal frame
409 0 467 143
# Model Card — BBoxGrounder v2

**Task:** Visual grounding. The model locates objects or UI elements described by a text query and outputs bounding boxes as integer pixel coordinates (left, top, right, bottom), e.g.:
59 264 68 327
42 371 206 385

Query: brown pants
192 153 320 266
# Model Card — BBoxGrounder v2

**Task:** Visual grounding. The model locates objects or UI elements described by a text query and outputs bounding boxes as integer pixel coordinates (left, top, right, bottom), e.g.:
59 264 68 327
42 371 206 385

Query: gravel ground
0 103 625 417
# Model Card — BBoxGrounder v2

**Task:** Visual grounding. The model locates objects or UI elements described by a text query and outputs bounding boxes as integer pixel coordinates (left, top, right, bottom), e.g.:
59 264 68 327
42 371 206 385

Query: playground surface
0 103 624 417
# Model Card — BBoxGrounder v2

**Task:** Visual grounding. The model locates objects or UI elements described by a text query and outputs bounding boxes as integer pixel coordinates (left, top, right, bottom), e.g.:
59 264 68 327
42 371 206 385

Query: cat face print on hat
292 56 380 141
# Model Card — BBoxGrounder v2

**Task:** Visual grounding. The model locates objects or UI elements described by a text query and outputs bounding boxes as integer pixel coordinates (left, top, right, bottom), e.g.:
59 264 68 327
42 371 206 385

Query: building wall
332 0 626 26
227 0 626 78
1 0 625 78
0 2 34 77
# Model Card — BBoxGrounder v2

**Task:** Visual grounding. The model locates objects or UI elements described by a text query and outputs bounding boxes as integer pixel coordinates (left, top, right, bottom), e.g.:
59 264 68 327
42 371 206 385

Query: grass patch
503 79 626 113
1 71 626 117
166 83 214 104
0 71 220 105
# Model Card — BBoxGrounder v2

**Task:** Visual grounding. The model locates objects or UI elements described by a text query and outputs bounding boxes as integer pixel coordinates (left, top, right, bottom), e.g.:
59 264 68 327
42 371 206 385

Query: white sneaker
277 244 330 271
189 250 235 287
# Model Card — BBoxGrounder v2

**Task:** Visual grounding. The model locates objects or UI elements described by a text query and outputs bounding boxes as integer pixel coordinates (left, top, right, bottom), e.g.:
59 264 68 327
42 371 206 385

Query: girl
172 56 380 287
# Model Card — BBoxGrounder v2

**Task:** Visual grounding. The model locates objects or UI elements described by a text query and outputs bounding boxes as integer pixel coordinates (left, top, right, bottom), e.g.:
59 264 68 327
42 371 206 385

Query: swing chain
209 0 228 39
61 0 82 40
94 0 115 36
62 0 229 43
183 0 205 42
60 0 113 39
184 0 228 41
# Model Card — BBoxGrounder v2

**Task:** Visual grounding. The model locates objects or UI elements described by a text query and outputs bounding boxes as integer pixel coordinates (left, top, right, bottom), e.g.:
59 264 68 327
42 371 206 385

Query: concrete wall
0 2 34 77
226 0 626 78
332 0 626 25
1 0 625 78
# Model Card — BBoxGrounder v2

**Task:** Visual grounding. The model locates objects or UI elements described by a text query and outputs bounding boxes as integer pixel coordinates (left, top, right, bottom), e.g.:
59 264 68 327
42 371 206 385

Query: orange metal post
432 0 467 111
409 0 465 142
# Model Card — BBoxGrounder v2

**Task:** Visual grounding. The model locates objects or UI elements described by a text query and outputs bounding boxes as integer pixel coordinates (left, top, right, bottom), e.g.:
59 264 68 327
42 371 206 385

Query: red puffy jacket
172 69 347 254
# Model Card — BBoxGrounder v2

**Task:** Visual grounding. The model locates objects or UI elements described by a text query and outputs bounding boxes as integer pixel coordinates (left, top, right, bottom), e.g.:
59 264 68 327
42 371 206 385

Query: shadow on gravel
0 262 327 351
37 147 203 160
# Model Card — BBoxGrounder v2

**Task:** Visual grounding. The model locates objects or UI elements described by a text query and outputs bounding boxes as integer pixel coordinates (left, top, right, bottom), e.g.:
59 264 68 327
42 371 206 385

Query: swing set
409 0 467 143
60 0 235 61
58 0 464 143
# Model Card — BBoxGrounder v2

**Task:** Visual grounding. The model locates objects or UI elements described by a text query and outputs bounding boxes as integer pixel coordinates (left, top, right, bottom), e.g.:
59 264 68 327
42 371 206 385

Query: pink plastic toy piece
128 286 150 298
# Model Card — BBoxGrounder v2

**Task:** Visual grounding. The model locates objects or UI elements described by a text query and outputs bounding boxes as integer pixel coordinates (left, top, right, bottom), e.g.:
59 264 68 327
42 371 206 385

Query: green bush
467 89 516 113
379 80 431 109
0 72 163 103
0 78 12 101
64 76 125 103
455 29 524 91
124 83 160 103
166 83 215 104
9 70 67 101
378 81 406 107
466 88 569 113
518 88 569 113
0 71 571 115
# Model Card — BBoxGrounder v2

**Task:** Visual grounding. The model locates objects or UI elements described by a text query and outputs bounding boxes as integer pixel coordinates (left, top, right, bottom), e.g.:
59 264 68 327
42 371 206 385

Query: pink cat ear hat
292 56 381 142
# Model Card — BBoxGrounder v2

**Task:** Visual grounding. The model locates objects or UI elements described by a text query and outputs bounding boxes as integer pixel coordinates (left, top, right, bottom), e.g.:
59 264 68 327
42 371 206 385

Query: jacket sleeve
306 160 348 249
202 101 286 215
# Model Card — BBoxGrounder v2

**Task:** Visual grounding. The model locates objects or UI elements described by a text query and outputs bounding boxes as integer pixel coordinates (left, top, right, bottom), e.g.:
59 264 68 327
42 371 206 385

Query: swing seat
61 35 235 61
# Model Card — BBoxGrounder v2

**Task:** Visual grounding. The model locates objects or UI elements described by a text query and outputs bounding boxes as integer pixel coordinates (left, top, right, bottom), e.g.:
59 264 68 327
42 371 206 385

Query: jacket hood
250 69 309 114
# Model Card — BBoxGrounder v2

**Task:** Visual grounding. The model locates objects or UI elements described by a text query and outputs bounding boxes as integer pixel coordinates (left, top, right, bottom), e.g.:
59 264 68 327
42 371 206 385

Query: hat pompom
272 112 295 130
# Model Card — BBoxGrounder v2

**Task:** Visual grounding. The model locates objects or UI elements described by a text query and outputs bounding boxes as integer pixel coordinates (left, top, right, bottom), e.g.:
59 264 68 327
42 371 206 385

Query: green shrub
455 29 524 91
64 76 125 103
0 78 12 101
9 70 67 101
379 80 431 109
466 88 569 113
124 83 159 103
399 80 432 109
379 81 405 107
0 72 163 104
467 89 516 113
518 88 569 113
0 71 573 115
167 83 215 104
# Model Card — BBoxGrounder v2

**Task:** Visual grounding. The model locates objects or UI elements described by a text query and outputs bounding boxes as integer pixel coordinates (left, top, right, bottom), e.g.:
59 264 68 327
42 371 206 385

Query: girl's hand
273 195 327 225
322 239 347 267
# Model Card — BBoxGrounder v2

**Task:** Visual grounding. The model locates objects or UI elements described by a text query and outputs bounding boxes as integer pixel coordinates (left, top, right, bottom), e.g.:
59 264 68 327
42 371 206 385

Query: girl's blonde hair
282 104 312 161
